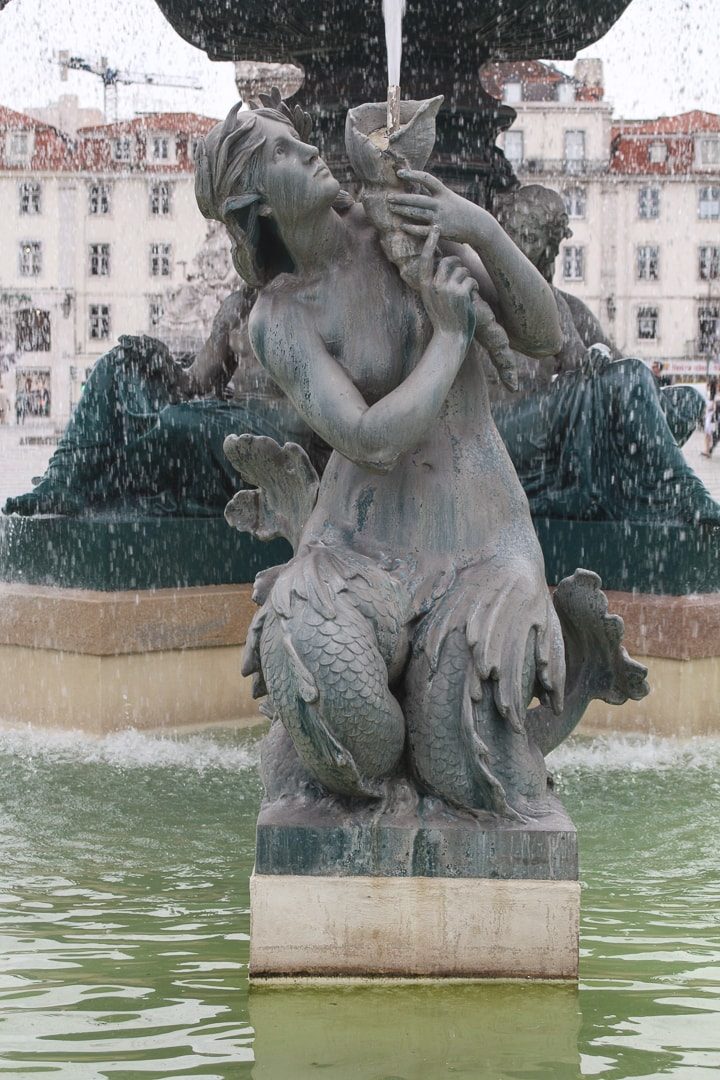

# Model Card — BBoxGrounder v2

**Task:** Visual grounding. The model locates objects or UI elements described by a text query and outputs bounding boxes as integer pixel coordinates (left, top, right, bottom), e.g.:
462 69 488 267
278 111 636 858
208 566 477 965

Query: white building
487 60 720 378
0 103 220 424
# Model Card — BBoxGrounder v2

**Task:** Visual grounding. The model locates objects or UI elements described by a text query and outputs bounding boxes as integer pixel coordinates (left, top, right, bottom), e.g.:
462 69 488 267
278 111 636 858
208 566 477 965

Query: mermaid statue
193 91 647 819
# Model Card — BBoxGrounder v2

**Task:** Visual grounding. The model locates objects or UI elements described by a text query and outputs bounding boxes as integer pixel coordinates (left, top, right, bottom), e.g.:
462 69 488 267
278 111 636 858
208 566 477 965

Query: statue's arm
250 247 476 474
388 172 563 360
560 290 619 357
179 291 244 396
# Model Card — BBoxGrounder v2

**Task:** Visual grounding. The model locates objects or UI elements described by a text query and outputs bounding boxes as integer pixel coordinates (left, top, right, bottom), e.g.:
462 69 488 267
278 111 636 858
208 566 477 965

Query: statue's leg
260 716 318 801
3 349 126 515
659 384 705 447
603 359 720 523
257 555 408 800
405 625 549 818
404 556 565 818
3 337 174 515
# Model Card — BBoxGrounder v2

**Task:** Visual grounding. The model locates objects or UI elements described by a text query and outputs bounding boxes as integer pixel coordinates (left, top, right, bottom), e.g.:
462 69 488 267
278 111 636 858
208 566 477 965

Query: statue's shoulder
248 277 314 351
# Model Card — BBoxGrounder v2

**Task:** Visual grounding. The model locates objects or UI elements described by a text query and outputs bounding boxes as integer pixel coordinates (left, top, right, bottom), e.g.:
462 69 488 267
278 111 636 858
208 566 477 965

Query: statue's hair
195 91 352 287
494 184 571 253
195 101 295 286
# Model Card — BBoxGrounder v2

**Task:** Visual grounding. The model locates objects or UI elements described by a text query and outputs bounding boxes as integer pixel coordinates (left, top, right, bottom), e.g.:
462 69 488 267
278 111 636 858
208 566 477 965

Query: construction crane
57 52 203 123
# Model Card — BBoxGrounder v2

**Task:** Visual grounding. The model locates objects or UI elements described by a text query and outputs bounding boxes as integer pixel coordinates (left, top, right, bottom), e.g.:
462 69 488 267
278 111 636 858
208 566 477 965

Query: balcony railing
512 158 608 176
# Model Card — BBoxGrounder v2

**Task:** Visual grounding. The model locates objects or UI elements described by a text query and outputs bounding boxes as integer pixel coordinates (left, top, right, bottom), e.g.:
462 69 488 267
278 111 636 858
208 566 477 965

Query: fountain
189 74 648 976
1 723 718 1074
0 0 719 1067
153 0 634 205
3 0 716 743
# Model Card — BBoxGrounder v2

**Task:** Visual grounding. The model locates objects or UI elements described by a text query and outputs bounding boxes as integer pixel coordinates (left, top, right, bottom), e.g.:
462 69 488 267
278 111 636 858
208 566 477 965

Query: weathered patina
202 92 647 825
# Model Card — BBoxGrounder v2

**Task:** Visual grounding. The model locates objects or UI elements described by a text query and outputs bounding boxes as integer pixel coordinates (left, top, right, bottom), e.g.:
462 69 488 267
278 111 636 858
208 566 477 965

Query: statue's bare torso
253 208 535 571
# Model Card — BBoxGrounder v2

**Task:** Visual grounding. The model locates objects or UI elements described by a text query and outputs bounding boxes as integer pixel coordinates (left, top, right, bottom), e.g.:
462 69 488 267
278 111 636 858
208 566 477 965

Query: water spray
383 0 405 133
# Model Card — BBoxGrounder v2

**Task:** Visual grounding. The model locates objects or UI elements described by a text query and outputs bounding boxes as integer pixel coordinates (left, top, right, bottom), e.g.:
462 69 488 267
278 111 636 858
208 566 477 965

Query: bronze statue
492 184 717 524
198 95 646 818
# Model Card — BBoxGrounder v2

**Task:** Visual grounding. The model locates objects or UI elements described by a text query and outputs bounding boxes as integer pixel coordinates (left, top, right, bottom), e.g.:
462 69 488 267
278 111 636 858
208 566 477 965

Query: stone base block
249 872 580 980
255 790 577 880
0 642 259 733
0 582 261 733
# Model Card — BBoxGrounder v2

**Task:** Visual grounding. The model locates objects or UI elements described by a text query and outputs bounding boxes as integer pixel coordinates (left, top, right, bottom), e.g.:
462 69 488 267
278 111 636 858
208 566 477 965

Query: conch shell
346 96 443 289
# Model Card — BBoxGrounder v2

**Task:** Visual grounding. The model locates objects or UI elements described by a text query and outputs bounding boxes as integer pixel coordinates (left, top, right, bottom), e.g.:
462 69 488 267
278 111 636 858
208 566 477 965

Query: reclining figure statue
491 184 718 525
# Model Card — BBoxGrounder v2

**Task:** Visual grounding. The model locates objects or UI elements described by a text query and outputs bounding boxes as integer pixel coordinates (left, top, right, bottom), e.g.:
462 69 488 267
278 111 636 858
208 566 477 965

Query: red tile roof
0 104 75 171
480 60 570 99
76 112 218 138
0 108 219 174
614 110 720 136
611 111 720 174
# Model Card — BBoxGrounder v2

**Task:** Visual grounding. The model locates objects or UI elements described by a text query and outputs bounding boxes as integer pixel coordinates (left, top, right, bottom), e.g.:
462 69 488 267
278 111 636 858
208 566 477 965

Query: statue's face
257 117 340 219
501 207 549 265
499 202 570 274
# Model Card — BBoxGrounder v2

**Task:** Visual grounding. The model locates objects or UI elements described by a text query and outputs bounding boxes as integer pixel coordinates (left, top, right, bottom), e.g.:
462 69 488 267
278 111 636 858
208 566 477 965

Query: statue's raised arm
250 227 478 474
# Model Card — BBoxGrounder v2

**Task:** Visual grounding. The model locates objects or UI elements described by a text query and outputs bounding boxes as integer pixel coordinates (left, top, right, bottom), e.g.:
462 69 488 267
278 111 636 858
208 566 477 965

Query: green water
0 726 718 1079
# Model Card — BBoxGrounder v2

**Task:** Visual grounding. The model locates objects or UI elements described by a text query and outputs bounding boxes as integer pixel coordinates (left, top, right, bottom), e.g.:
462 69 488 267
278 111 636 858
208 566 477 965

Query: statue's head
494 185 572 281
195 92 341 287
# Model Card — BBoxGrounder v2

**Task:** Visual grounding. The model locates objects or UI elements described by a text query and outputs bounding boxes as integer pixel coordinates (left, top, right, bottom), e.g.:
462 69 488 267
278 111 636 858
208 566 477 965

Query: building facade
488 60 720 378
0 104 219 423
2 76 719 427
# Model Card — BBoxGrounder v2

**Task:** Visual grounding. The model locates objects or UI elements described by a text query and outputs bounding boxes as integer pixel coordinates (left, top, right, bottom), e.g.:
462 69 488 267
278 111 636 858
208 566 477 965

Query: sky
0 0 717 124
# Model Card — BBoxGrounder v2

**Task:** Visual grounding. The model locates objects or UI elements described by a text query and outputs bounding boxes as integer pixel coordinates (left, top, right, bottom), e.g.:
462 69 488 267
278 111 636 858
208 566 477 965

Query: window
504 131 524 166
636 245 659 281
699 186 720 220
16 368 51 417
89 304 111 340
112 137 132 162
149 181 172 216
19 181 41 215
88 182 111 215
563 186 586 219
19 241 41 276
15 309 50 352
699 305 720 353
148 295 164 330
149 134 175 162
648 140 667 164
6 131 30 164
637 306 658 340
89 243 110 277
563 130 585 173
562 245 584 281
502 82 522 104
152 136 169 160
700 245 720 281
149 242 172 277
638 186 660 219
697 137 720 166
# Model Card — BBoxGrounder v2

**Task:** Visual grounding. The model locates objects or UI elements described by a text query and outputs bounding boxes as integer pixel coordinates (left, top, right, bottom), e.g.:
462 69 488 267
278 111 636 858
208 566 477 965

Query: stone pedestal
0 514 290 591
0 581 260 732
537 518 720 595
249 793 579 981
250 873 580 980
